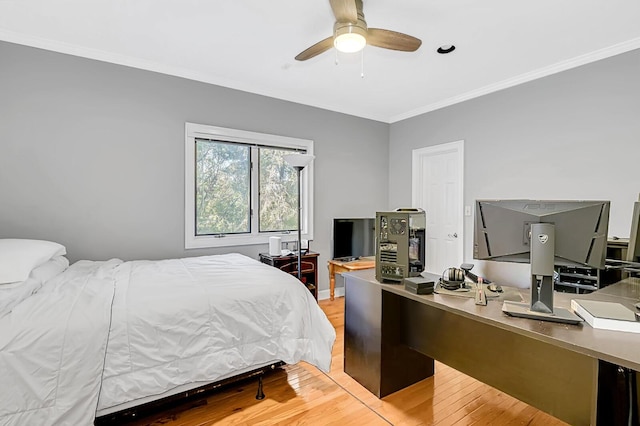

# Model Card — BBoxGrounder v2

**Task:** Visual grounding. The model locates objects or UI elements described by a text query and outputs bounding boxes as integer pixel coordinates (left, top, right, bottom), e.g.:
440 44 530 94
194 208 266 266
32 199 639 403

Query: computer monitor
474 199 610 324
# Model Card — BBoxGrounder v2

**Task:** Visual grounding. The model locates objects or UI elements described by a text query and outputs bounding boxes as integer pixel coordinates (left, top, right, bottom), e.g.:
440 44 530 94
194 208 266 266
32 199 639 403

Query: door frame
411 140 465 270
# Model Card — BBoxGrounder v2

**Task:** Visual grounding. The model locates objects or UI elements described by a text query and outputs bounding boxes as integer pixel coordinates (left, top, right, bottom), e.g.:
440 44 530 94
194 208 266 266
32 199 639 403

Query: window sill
185 232 313 249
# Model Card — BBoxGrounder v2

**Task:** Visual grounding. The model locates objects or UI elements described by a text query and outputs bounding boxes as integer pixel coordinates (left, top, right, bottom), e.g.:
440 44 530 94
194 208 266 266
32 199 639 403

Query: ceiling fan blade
295 36 334 61
367 28 422 52
329 0 358 23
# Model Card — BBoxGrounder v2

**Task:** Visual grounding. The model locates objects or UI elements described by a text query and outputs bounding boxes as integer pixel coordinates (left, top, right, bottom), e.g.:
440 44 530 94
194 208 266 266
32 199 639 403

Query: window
185 123 314 249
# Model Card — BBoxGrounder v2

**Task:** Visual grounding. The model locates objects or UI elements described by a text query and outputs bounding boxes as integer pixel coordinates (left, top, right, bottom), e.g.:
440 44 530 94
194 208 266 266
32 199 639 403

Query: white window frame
185 122 314 249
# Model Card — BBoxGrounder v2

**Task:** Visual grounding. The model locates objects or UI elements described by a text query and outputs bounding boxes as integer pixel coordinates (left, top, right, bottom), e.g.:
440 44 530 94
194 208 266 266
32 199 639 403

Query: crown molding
389 37 640 124
0 29 390 123
2 29 639 125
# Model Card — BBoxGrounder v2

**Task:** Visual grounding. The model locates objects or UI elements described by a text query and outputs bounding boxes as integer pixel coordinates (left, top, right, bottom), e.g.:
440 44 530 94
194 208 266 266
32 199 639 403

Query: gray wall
4 39 638 291
389 48 640 287
0 41 390 296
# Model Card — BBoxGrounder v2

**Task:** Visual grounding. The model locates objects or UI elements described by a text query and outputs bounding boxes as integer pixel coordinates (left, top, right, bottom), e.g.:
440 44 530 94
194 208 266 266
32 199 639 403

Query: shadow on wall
477 261 531 288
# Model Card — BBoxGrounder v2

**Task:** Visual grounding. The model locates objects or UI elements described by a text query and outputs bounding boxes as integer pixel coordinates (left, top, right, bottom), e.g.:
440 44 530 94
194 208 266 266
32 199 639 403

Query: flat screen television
332 218 376 261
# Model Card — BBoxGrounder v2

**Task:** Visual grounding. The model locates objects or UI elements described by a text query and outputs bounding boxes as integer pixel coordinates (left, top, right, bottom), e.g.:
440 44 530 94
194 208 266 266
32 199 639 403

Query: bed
0 239 336 425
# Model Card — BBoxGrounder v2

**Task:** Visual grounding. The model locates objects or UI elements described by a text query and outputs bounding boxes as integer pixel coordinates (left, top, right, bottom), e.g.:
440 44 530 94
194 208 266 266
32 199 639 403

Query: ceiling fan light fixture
334 23 367 53
294 0 422 61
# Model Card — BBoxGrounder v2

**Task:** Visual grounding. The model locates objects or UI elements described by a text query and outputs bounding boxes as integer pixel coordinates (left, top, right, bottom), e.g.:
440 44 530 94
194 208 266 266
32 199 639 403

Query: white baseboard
318 286 345 300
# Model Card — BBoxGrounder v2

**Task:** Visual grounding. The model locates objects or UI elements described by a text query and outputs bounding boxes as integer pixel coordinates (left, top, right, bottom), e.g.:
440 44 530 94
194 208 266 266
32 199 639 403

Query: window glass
195 140 250 235
185 123 313 249
259 147 298 232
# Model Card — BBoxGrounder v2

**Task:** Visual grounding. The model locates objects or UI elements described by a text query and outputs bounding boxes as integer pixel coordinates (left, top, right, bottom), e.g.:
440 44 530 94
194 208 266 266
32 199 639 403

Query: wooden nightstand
259 252 319 300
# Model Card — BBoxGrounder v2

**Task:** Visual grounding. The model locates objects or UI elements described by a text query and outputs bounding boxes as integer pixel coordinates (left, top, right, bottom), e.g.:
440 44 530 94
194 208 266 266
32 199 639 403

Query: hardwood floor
125 297 568 425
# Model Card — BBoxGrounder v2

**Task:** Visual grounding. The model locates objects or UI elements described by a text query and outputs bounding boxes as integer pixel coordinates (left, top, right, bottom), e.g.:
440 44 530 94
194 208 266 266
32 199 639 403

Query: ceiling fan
295 0 422 61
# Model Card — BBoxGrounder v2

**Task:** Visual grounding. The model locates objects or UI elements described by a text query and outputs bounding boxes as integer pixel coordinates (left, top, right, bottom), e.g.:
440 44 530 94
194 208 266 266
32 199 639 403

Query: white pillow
0 255 69 317
0 239 67 284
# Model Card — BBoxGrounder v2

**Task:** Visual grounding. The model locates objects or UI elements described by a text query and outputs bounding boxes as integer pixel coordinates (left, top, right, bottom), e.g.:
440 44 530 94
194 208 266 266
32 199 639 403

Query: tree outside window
185 123 313 249
259 148 297 232
196 140 250 235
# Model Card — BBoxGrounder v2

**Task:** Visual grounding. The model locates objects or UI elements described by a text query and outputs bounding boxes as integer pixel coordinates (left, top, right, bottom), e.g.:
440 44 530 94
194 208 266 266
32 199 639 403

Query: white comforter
0 259 117 425
0 253 336 425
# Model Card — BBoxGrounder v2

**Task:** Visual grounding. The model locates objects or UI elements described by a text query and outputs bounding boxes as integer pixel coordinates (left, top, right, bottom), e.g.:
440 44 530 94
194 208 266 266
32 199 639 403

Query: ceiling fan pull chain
361 48 365 78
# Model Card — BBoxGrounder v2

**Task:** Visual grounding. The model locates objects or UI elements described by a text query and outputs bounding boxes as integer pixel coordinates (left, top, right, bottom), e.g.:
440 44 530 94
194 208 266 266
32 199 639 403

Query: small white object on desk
269 236 281 256
571 299 640 333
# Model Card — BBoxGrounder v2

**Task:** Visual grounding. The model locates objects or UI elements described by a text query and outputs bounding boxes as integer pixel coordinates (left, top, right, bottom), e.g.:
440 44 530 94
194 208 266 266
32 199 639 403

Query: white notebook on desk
571 299 640 333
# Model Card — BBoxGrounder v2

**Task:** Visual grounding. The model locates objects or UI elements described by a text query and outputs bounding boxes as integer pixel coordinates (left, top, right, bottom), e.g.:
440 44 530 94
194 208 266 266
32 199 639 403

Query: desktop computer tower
375 209 426 282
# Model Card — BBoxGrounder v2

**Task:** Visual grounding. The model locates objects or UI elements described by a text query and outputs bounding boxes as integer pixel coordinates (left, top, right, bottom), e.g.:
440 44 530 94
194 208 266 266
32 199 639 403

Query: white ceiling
1 0 640 123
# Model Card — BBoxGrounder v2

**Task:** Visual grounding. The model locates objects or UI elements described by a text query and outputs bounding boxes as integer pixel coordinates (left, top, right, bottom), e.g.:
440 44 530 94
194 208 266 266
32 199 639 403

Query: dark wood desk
344 270 640 426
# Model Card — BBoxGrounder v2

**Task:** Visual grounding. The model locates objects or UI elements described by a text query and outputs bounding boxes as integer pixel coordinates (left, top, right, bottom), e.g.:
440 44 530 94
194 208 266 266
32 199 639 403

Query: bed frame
94 361 285 425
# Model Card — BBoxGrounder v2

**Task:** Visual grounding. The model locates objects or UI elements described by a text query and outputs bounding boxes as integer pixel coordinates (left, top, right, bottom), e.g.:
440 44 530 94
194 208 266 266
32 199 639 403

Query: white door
412 141 464 274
